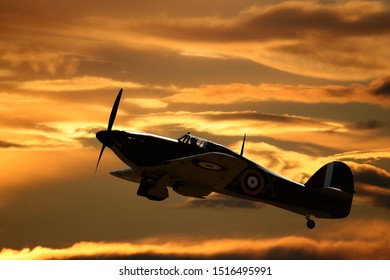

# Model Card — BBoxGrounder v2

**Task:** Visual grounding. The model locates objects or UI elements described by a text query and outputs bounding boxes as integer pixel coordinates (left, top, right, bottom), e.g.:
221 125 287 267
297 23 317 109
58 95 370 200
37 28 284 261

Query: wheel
306 219 315 229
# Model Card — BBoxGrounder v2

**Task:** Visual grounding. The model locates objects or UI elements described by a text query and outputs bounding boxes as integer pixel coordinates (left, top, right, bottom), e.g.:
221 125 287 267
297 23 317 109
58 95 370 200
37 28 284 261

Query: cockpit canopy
178 132 239 156
178 132 209 149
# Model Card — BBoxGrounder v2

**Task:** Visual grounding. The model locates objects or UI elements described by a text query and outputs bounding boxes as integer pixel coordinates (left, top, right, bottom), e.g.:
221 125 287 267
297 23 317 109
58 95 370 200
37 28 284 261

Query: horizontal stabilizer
312 186 352 200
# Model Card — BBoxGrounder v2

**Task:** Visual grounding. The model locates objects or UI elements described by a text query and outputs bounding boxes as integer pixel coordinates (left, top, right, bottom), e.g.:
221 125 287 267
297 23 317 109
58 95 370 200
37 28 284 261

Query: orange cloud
1 219 389 260
165 79 390 107
1 1 389 80
18 76 144 92
0 148 97 192
111 1 390 80
126 110 345 139
1 50 80 75
124 98 169 109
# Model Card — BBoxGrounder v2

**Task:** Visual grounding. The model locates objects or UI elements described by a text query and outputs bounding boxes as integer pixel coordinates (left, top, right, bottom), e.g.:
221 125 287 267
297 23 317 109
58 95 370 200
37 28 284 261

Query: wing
109 152 248 200
110 167 142 183
159 152 248 191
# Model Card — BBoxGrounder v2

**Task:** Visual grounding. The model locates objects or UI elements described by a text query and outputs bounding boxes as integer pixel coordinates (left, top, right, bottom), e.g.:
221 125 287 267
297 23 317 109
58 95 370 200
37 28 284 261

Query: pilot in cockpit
190 137 197 147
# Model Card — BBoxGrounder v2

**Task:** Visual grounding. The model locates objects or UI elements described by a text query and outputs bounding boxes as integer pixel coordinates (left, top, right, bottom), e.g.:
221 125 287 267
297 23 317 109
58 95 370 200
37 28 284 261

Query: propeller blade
108 88 123 131
94 144 106 180
94 88 123 183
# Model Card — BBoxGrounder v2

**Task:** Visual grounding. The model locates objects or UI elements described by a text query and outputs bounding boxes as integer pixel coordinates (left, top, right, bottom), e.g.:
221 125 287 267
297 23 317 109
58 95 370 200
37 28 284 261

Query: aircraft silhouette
95 89 355 229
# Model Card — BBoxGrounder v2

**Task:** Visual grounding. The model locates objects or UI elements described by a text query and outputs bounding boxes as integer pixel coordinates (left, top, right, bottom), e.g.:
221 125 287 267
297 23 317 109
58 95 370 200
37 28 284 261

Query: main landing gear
305 214 315 229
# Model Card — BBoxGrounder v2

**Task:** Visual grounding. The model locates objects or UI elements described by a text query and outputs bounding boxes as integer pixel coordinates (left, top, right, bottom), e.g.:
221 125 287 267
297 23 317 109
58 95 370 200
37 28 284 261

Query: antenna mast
240 134 246 157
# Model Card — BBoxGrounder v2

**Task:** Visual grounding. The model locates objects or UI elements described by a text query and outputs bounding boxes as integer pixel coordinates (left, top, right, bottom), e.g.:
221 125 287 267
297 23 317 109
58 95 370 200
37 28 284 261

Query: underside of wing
110 168 142 183
108 152 248 199
159 152 248 193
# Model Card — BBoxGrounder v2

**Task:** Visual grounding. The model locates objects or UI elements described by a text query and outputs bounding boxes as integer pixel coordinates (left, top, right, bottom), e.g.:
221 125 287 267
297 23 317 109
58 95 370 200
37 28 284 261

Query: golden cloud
165 80 390 107
1 219 389 260
111 1 390 80
1 50 80 75
124 98 168 109
18 76 144 92
0 148 97 191
1 1 389 80
124 111 348 151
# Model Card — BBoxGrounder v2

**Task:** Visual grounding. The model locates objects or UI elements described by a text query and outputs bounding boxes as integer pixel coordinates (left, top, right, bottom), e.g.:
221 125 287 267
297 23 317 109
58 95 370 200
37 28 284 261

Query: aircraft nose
96 130 111 146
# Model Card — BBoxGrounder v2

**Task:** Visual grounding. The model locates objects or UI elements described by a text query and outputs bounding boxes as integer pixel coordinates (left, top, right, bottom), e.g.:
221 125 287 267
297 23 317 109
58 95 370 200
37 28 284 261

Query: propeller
94 88 123 179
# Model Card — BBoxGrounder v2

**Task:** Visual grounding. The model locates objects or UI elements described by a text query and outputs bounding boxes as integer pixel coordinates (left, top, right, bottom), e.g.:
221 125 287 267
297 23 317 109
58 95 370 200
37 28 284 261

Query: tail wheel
306 219 316 229
305 214 316 229
240 169 265 196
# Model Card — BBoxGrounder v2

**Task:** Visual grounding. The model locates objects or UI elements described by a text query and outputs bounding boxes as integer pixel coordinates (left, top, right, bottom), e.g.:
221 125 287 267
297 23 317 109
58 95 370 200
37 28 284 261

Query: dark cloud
178 194 263 209
353 164 390 189
352 164 390 209
135 2 390 42
371 76 390 97
249 150 299 173
258 2 390 38
75 45 327 87
0 178 151 249
1 1 388 82
75 136 102 149
65 248 343 260
202 112 319 125
274 42 384 69
5 224 390 259
0 170 280 249
349 119 383 130
0 140 25 148
245 134 341 158
322 76 390 104
356 184 390 209
0 117 59 133
272 141 340 158
0 0 259 20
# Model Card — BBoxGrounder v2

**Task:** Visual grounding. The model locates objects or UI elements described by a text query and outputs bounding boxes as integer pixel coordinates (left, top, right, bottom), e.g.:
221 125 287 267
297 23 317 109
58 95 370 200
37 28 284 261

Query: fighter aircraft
95 89 355 229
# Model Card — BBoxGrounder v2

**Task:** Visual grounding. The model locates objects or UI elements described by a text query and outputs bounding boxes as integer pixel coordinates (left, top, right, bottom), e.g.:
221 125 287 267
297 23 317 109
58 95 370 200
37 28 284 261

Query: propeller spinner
94 88 123 178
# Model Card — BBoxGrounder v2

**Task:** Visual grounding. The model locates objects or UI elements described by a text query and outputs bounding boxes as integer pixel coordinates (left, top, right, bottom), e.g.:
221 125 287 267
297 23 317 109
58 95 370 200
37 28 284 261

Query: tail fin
305 161 354 195
305 161 355 219
305 161 354 218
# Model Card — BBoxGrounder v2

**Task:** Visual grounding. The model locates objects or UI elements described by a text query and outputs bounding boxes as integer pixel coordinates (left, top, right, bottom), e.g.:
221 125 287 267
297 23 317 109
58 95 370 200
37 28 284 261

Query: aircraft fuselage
96 129 354 223
95 89 354 229
96 130 237 167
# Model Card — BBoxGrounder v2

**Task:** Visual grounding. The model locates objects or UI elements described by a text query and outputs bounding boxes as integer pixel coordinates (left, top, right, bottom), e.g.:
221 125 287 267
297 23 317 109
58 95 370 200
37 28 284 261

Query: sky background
0 0 390 259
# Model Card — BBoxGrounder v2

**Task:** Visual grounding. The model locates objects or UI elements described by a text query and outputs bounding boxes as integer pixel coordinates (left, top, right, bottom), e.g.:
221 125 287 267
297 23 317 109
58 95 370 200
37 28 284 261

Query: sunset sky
1 0 390 259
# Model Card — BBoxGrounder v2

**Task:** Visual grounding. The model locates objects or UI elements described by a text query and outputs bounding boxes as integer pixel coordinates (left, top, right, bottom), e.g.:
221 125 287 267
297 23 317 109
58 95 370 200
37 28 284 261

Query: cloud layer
1 1 390 80
1 219 389 260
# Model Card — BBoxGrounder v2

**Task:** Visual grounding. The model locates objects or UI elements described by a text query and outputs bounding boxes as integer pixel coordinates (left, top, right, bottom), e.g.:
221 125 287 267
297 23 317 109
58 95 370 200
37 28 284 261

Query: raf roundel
240 169 265 196
192 159 226 171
